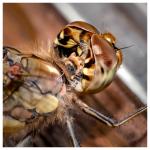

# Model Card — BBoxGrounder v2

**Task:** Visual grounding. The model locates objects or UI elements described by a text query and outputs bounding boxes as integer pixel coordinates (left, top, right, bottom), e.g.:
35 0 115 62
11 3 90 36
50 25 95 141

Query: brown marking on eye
91 34 117 68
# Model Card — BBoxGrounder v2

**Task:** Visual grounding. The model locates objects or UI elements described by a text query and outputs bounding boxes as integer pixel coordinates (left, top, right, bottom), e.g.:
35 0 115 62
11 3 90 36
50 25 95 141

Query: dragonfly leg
66 112 80 147
16 135 33 147
74 99 147 127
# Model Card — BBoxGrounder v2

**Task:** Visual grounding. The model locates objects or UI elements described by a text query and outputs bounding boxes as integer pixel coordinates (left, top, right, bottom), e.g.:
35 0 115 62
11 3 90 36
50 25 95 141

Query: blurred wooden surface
3 3 147 147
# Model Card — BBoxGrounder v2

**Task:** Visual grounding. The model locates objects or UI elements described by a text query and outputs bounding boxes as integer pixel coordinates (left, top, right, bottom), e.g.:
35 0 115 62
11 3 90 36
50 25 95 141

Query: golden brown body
3 21 146 147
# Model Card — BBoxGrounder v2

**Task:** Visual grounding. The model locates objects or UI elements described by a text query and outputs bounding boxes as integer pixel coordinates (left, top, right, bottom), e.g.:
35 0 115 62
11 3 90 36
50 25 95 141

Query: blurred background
3 3 147 147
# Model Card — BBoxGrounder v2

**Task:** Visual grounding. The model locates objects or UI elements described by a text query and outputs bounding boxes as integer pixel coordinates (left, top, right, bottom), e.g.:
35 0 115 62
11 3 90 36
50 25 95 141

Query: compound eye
101 32 116 45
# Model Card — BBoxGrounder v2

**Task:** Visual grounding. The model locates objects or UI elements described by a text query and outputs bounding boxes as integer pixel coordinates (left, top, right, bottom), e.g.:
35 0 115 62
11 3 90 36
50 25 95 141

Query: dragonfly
3 21 147 147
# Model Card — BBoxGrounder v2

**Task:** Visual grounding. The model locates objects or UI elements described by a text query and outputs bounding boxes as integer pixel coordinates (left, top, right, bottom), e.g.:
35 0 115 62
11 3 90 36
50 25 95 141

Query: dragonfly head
54 21 122 93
